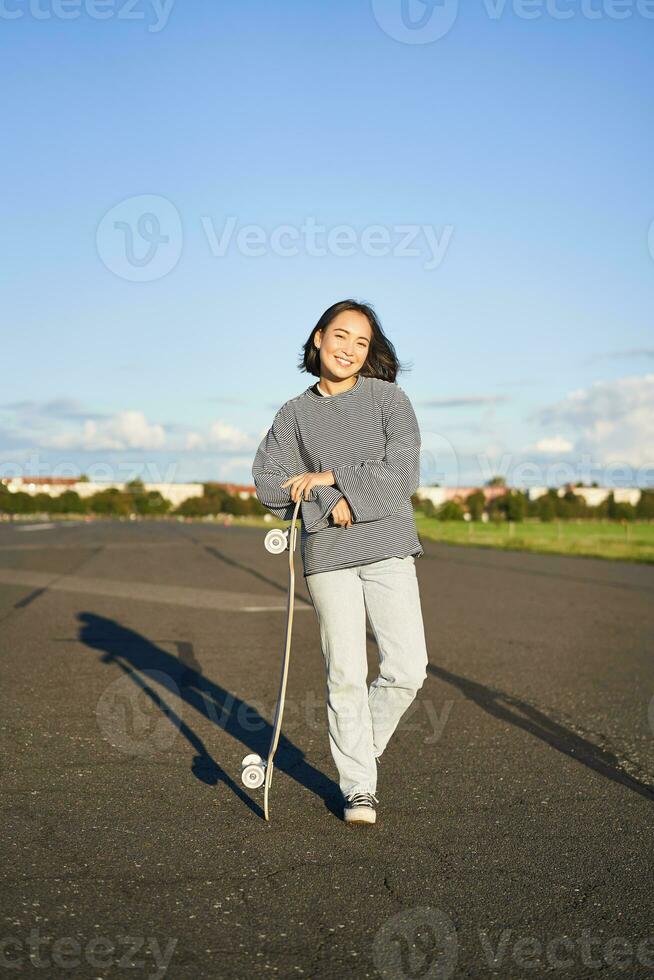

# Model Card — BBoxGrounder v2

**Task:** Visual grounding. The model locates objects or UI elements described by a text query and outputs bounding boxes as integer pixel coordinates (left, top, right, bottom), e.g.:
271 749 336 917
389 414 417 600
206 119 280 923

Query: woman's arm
330 386 421 523
251 406 344 532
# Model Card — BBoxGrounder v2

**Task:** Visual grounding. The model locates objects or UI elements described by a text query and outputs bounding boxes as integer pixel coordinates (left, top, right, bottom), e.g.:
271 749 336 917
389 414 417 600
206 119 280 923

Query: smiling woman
251 298 428 826
299 298 406 389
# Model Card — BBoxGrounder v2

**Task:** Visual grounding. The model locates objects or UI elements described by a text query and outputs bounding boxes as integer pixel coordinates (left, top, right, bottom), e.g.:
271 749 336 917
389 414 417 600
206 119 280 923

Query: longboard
240 496 302 821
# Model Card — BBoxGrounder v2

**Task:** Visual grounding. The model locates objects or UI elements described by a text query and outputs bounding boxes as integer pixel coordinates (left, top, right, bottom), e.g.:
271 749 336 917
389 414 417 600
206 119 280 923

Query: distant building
416 485 509 507
1 477 204 509
3 477 643 511
526 485 642 506
0 477 263 508
210 482 257 500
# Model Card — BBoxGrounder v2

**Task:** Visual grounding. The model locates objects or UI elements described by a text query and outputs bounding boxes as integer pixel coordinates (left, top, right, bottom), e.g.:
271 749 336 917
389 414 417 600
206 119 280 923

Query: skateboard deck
240 495 302 821
263 495 302 820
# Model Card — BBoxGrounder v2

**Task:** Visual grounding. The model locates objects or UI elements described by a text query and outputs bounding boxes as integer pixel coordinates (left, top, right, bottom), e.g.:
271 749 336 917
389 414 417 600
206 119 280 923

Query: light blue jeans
305 555 429 798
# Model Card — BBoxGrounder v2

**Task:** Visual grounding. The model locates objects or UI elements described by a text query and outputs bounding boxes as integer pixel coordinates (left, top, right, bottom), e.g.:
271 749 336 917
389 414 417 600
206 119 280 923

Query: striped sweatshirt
251 373 424 577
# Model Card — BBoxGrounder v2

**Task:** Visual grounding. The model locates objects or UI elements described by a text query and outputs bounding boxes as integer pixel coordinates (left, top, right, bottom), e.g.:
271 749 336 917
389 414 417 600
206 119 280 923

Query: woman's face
314 311 372 380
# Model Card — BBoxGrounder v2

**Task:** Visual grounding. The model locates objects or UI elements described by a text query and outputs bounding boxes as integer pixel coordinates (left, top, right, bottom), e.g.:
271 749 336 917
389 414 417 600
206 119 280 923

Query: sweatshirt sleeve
252 406 344 533
331 386 421 523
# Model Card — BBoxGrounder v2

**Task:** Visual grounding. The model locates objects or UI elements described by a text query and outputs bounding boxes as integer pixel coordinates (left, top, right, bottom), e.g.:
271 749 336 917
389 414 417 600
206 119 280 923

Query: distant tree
487 490 526 522
466 490 485 521
486 476 507 487
32 493 52 513
537 494 556 522
221 494 252 516
636 490 654 519
594 494 609 519
175 497 216 517
57 490 87 514
203 482 232 514
504 491 527 522
558 489 589 520
412 494 437 518
618 502 636 521
88 488 131 516
247 496 271 518
0 485 17 513
607 494 635 521
141 491 171 515
438 500 465 521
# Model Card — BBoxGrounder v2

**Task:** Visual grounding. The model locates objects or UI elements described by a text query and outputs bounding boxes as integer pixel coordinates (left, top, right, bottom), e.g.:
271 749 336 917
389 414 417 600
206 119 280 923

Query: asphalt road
1 518 653 980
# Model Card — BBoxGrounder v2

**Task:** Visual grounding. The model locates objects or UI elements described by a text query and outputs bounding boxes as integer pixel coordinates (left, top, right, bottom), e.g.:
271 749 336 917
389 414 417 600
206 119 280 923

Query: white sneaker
343 791 378 825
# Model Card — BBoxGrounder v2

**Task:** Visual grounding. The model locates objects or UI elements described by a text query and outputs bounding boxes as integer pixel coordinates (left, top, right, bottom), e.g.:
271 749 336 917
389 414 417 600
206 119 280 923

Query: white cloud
207 421 252 450
534 435 574 454
535 374 654 467
185 432 204 451
219 455 257 477
0 395 261 461
46 411 166 451
185 420 253 452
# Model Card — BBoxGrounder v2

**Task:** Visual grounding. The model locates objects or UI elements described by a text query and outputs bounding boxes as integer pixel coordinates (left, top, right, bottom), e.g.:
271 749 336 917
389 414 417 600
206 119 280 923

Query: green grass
4 511 653 564
183 513 654 564
414 514 654 564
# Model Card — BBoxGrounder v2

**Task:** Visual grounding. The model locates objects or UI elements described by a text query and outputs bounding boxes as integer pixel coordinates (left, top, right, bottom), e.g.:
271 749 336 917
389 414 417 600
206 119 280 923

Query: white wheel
241 753 264 767
241 763 265 788
264 528 288 554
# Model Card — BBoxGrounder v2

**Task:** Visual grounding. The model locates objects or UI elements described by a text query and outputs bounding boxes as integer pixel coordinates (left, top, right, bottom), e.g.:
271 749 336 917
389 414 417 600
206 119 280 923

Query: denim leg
305 566 377 797
360 556 429 759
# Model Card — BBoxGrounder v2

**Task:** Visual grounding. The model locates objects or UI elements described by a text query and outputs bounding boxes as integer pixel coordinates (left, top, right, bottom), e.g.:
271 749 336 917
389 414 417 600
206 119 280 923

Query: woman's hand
280 470 335 502
329 498 353 528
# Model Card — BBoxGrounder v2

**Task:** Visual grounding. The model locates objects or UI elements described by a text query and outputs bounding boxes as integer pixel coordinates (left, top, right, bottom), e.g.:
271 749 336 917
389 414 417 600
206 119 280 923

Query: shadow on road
76 611 342 819
429 662 654 802
176 527 315 606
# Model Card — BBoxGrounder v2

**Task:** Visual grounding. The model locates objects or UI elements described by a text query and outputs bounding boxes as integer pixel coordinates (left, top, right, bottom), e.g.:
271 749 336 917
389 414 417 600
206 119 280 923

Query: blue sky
1 0 652 489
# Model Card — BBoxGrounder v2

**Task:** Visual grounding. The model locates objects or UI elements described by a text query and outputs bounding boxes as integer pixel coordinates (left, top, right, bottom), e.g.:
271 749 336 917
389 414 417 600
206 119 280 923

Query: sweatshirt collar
307 374 364 399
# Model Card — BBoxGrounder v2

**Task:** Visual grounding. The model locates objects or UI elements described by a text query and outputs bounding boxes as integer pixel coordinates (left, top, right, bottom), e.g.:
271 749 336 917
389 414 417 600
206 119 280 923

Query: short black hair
298 299 410 382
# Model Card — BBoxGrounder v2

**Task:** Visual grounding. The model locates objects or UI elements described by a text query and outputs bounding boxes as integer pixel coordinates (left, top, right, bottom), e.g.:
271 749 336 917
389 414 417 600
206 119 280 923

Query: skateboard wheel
264 528 288 554
242 763 265 788
241 753 265 789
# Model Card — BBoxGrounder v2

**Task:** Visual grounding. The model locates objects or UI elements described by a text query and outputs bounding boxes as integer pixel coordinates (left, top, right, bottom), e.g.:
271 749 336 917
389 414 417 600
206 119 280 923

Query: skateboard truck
240 496 302 820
